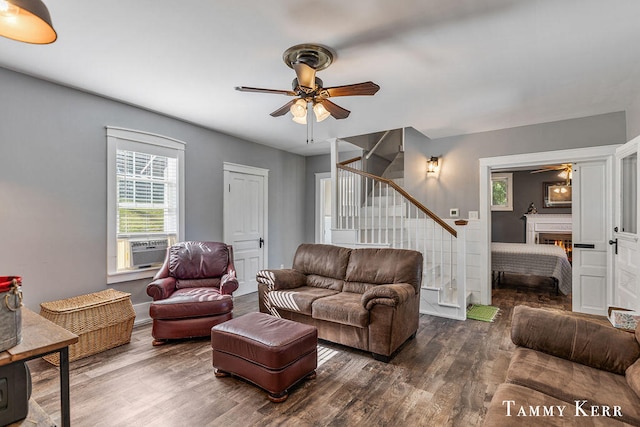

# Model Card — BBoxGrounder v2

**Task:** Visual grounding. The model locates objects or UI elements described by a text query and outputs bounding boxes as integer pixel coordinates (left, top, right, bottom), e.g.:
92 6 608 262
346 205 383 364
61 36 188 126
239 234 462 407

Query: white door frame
315 172 331 243
478 145 619 306
223 162 269 268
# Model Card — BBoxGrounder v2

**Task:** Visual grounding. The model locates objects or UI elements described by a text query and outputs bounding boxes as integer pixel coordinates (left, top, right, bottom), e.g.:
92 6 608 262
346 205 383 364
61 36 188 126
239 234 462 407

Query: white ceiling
2 0 639 156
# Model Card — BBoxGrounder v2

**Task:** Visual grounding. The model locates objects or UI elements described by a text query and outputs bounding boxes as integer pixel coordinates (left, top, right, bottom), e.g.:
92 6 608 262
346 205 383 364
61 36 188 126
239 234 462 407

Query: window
491 173 513 211
621 152 637 234
107 127 185 283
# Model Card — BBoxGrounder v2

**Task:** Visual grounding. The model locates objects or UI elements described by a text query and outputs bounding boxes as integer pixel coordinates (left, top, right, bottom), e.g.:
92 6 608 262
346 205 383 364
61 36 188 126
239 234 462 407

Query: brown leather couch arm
220 272 239 295
256 269 307 290
361 283 416 310
146 277 177 301
511 305 640 375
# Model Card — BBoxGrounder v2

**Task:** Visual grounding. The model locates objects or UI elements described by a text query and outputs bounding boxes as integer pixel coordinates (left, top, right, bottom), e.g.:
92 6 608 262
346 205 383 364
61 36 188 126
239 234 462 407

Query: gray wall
627 97 640 141
0 67 306 311
491 170 572 243
409 112 627 219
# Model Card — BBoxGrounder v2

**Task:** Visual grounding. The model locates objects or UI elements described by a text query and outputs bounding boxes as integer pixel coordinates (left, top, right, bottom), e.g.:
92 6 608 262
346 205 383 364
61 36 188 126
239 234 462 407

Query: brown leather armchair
146 241 238 345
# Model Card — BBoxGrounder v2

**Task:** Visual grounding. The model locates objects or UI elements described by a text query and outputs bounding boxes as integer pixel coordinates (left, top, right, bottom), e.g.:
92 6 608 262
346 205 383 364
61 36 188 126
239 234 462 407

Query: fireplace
538 232 572 262
525 214 573 262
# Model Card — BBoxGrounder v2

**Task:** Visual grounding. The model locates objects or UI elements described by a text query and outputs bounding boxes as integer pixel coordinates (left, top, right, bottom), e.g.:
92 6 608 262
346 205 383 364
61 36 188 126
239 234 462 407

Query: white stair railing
336 162 466 313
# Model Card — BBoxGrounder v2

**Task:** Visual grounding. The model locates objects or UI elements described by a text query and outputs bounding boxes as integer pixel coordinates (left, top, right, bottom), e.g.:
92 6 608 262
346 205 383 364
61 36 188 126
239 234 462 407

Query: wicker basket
39 289 135 365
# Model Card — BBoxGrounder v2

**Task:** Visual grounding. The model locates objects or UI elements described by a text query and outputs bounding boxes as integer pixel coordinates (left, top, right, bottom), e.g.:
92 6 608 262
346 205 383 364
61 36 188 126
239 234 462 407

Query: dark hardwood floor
27 277 573 426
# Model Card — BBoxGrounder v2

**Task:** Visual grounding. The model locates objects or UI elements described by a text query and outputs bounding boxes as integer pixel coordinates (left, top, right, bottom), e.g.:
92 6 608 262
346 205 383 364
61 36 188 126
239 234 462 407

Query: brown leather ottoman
211 312 317 402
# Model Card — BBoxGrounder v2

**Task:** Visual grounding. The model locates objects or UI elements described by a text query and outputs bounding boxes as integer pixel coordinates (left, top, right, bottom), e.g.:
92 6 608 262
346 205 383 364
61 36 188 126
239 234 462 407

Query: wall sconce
426 156 439 173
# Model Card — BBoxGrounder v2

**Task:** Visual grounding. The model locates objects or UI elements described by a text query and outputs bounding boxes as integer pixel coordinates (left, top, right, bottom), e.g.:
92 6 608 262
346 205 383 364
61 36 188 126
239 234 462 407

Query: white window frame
491 172 513 211
106 127 186 284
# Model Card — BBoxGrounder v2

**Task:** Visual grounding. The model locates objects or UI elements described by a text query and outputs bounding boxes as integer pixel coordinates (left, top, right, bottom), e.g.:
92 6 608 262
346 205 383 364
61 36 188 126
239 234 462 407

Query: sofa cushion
175 277 221 289
169 241 229 284
312 292 369 328
306 274 344 291
627 358 640 400
345 248 422 291
506 347 640 425
484 383 630 426
267 286 339 316
149 288 233 320
511 306 640 375
292 244 351 280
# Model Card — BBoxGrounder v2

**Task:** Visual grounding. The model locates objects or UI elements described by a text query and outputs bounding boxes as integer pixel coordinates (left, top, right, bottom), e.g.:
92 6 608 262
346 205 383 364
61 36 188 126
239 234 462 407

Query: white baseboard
133 301 152 327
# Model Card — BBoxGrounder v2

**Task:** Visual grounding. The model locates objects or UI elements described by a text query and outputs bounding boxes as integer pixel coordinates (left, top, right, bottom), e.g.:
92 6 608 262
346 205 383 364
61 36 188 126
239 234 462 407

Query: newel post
454 220 468 318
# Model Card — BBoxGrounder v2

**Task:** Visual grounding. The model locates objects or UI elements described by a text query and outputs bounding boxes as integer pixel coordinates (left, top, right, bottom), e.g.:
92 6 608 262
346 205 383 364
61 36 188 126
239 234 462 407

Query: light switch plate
468 211 479 220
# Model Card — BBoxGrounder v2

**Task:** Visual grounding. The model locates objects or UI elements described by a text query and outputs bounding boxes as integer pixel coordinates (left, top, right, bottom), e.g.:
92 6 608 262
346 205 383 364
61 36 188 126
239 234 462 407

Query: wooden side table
0 308 78 427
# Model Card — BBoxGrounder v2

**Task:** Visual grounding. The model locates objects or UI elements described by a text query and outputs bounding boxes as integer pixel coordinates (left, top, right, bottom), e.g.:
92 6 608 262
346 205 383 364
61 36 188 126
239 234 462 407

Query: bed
491 242 572 295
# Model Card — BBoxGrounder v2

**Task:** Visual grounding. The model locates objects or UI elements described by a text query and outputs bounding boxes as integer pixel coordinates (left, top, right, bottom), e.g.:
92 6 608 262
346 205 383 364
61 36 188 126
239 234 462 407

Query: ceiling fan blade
530 165 566 174
293 62 316 91
324 81 380 97
235 86 296 96
530 169 553 174
270 99 297 117
321 99 350 120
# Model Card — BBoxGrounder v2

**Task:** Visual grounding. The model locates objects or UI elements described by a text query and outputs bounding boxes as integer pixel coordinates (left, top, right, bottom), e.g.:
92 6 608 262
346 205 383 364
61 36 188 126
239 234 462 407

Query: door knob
608 238 618 255
259 237 264 248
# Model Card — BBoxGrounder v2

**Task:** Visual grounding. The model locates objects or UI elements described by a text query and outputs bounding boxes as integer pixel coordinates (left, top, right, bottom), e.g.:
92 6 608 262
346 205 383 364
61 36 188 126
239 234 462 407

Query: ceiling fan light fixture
0 0 56 44
558 168 572 181
290 99 307 118
292 115 307 125
313 102 330 122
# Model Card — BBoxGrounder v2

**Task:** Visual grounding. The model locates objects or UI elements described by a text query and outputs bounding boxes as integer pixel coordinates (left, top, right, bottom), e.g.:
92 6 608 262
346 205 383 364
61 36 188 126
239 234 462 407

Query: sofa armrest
511 305 640 375
361 283 415 310
256 269 307 290
146 277 176 301
220 271 239 295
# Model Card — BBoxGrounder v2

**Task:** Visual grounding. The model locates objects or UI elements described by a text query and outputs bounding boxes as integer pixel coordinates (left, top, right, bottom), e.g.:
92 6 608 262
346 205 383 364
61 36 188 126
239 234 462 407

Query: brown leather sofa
257 243 423 362
484 306 640 426
146 241 239 345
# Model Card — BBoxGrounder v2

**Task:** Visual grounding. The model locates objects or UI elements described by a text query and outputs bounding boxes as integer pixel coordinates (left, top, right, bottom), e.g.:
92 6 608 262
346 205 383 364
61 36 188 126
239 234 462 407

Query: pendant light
0 0 57 44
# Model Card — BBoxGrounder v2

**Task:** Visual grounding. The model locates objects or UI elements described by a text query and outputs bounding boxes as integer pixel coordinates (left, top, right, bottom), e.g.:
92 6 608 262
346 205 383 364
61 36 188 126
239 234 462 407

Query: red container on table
0 276 23 352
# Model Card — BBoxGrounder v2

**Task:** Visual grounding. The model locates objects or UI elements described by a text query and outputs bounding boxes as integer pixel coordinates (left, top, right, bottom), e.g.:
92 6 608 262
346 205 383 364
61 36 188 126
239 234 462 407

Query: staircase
332 157 467 320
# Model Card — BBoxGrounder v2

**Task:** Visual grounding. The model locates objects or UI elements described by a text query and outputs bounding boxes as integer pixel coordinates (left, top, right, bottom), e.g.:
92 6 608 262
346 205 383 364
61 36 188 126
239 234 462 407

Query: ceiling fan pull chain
307 102 314 144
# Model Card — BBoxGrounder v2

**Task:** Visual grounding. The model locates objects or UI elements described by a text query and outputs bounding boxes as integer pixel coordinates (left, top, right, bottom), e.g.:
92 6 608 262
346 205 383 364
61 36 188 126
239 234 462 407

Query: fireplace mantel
524 214 572 244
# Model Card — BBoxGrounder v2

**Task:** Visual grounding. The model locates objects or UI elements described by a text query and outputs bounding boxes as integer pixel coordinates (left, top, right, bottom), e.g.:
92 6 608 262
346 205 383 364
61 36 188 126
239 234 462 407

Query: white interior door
612 137 639 311
572 160 611 315
223 163 268 296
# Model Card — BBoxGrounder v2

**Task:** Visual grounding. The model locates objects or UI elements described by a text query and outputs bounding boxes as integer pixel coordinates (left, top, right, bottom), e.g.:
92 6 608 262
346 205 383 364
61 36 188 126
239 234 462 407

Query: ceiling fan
530 164 573 184
235 44 380 124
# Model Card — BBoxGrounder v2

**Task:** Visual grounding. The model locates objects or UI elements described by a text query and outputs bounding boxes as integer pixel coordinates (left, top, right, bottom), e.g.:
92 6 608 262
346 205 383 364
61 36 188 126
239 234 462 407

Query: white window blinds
116 150 178 235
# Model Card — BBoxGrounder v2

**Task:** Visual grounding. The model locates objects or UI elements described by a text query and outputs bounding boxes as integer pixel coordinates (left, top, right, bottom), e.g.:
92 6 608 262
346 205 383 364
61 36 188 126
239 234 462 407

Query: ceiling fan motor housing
292 77 323 93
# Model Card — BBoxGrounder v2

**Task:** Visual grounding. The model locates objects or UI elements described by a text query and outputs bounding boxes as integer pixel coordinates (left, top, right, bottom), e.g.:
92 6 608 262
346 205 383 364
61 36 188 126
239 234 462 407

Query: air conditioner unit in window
129 238 169 269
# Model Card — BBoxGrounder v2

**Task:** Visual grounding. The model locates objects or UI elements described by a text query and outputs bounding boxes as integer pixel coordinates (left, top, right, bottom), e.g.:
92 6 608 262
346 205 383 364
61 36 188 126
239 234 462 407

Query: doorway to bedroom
479 145 617 315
